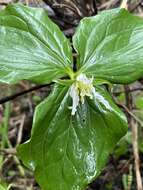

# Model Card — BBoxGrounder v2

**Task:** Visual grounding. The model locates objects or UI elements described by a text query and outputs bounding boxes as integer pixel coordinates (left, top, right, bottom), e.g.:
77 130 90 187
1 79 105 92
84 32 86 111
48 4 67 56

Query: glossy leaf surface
18 85 127 190
73 8 143 84
0 4 73 84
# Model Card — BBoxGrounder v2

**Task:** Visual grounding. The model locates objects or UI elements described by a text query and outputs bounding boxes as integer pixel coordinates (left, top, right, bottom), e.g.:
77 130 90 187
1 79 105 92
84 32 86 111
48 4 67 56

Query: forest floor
0 0 143 190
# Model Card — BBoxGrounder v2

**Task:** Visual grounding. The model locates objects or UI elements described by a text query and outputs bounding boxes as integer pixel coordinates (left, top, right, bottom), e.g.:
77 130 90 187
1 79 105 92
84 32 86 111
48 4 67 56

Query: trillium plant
1 3 143 190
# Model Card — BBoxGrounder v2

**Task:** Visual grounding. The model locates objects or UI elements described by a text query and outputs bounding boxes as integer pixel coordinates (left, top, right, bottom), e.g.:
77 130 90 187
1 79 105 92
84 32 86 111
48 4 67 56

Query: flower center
69 73 95 115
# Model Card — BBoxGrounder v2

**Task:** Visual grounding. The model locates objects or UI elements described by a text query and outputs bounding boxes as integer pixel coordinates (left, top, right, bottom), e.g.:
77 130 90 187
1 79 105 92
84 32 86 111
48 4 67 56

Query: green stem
2 100 25 177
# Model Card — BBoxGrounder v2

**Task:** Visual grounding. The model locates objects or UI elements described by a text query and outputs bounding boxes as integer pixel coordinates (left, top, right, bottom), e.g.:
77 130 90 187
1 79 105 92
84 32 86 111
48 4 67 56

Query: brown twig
0 148 16 155
117 104 143 127
99 0 118 10
114 86 143 95
0 0 12 5
0 82 53 104
124 85 143 190
130 0 142 12
53 3 82 17
132 121 143 190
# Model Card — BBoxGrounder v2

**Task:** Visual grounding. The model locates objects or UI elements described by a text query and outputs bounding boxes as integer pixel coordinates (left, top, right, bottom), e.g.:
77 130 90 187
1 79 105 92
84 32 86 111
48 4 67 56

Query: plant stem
132 121 143 190
7 139 25 177
2 102 11 148
2 95 25 177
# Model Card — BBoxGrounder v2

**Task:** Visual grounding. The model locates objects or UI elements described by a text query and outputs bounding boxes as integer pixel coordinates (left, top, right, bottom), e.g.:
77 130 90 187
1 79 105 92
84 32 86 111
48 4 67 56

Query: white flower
69 73 113 115
69 73 95 115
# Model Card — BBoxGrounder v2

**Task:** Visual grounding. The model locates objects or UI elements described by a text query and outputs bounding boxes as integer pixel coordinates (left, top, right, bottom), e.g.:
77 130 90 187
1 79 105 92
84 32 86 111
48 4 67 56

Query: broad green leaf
0 184 11 190
0 4 73 84
0 185 6 190
18 85 127 190
73 8 143 84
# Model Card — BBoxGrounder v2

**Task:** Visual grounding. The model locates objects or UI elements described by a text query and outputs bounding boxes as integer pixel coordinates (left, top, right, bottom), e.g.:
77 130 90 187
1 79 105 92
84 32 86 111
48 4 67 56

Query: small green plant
0 183 11 190
122 165 133 190
0 3 143 190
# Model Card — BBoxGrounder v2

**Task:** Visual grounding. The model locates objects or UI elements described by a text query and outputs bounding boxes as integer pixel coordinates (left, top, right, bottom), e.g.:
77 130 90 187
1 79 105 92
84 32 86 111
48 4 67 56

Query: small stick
120 0 128 9
117 104 143 127
0 148 16 155
114 86 143 95
132 121 143 190
0 82 53 104
124 85 143 190
17 114 25 145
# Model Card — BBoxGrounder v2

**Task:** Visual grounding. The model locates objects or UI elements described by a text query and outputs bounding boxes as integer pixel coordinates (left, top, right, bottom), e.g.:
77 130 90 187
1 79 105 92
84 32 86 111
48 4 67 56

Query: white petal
92 88 112 111
77 74 92 85
69 84 79 115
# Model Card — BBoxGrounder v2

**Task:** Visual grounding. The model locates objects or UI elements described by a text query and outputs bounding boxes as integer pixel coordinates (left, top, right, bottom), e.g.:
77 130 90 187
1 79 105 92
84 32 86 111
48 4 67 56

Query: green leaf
0 185 6 190
73 8 143 84
0 4 73 84
18 85 127 190
135 93 143 109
